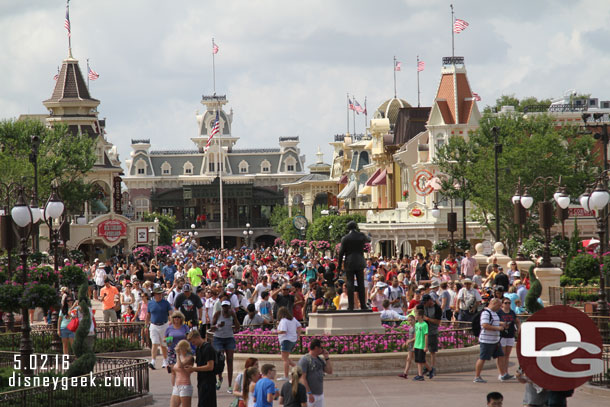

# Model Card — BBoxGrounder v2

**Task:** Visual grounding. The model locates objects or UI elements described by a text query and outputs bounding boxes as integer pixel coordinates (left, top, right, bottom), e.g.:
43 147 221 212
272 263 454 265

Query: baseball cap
463 278 473 283
227 283 235 290
183 284 192 292
422 294 432 302
417 285 425 290
221 300 231 306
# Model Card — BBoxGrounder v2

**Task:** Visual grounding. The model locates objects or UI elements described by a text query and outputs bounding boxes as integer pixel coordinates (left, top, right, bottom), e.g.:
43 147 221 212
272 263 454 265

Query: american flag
64 4 71 37
395 61 401 71
213 42 219 54
417 60 425 72
348 99 355 111
88 67 99 80
53 73 59 81
205 111 220 152
472 92 481 101
454 18 469 33
353 99 365 114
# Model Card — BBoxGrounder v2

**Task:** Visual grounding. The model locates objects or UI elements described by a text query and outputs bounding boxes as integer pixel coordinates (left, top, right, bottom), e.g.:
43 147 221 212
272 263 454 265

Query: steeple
316 146 324 164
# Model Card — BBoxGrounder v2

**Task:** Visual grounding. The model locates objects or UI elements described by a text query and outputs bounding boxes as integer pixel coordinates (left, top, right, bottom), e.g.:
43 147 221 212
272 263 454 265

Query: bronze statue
337 221 370 310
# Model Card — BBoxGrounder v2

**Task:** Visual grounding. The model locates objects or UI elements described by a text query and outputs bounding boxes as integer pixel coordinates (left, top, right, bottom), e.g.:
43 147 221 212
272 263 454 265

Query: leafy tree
483 94 553 113
307 213 366 244
0 118 96 214
142 212 176 246
434 113 597 254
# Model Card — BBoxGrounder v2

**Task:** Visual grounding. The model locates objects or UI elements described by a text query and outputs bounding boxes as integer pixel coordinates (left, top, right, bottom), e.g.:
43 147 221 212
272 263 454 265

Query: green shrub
565 254 599 284
560 276 584 287
93 337 141 353
433 240 450 251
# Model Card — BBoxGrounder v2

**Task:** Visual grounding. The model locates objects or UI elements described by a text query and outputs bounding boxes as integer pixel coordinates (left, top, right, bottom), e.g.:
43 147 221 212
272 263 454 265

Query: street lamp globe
29 203 41 224
249 230 253 235
511 194 521 205
431 205 440 219
246 223 251 228
148 227 155 234
589 188 610 211
45 200 64 220
520 193 534 209
190 223 196 229
11 204 32 228
243 230 248 236
579 191 591 211
553 192 571 209
194 231 198 236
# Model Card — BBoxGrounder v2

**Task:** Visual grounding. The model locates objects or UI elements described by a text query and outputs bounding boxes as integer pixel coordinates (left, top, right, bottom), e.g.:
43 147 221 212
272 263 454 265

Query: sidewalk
146 357 609 406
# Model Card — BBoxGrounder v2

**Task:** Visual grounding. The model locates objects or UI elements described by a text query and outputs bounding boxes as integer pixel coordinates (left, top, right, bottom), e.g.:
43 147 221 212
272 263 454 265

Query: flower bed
235 325 477 355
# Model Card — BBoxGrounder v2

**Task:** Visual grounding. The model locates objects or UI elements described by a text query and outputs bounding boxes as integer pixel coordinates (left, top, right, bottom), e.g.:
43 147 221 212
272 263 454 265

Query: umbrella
582 239 600 248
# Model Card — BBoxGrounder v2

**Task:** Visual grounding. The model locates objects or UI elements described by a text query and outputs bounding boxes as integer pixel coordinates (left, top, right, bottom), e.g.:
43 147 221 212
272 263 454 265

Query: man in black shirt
174 284 203 327
187 330 216 407
494 267 509 292
271 283 295 319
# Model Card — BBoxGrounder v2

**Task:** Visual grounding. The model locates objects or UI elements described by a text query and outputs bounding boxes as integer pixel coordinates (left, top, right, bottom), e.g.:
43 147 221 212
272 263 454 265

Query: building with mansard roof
21 52 156 260
123 95 306 248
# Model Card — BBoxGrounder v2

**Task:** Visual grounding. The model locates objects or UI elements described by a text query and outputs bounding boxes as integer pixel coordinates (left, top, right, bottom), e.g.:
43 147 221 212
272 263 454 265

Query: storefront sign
97 220 127 243
411 208 423 217
481 240 493 256
113 176 122 214
412 169 434 196
568 207 595 217
136 227 148 244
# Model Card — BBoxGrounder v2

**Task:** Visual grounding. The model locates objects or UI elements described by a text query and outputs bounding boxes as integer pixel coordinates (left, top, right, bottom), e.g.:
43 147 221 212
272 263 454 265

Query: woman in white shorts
170 340 194 407
497 297 521 381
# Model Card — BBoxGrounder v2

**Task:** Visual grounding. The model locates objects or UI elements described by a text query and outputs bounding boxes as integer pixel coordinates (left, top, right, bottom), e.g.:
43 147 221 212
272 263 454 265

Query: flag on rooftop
53 73 59 81
213 41 219 54
395 61 401 71
64 4 71 37
454 18 469 33
88 67 99 80
472 92 481 101
417 60 425 72
354 99 364 114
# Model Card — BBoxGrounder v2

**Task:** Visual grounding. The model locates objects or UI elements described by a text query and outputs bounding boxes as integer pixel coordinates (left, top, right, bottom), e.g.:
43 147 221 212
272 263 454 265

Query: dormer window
183 161 194 175
284 156 297 172
135 159 147 175
161 162 171 175
95 147 104 165
261 159 271 173
239 160 249 174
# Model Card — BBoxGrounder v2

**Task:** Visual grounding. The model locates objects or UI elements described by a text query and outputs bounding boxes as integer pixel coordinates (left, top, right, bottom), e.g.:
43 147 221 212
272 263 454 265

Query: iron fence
0 322 146 354
548 286 610 307
0 352 149 407
590 347 610 388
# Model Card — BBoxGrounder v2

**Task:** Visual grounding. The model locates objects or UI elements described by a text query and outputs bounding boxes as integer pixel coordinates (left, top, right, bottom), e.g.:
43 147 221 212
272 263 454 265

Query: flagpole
212 38 216 94
451 4 455 58
393 56 397 98
417 56 421 107
353 103 356 136
67 0 72 58
364 97 368 135
87 58 90 90
346 93 350 134
215 108 224 249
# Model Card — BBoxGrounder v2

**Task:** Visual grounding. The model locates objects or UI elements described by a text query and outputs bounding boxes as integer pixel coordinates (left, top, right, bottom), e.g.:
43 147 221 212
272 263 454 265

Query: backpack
205 342 225 375
386 286 404 302
471 309 491 337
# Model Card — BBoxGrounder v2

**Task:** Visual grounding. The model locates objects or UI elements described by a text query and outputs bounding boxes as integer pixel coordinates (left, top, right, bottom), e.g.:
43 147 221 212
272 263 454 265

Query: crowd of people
49 231 561 407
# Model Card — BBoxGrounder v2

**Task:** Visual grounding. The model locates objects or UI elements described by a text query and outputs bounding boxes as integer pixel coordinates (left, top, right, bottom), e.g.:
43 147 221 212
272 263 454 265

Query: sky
2 0 610 172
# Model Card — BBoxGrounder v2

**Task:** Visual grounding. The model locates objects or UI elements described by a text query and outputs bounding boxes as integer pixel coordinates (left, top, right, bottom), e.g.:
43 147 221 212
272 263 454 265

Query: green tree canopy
142 212 177 246
434 113 597 254
0 118 96 214
483 94 553 113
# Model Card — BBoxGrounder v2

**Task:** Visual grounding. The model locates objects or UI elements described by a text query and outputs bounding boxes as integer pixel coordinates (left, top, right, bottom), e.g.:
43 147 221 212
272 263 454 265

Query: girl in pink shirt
170 340 194 407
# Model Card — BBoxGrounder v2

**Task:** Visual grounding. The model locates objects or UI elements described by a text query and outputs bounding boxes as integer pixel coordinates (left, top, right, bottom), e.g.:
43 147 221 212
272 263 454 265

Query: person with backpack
297 339 332 407
186 329 219 407
473 298 507 383
386 277 407 315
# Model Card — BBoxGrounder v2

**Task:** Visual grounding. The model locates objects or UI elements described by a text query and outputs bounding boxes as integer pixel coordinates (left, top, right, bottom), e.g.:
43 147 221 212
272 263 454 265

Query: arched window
239 160 249 174
183 161 194 175
135 159 147 175
284 156 297 172
261 159 271 173
134 197 149 220
161 161 171 175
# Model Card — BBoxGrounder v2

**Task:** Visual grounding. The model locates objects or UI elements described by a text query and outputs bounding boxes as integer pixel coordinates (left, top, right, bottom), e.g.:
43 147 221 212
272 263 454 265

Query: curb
580 384 610 398
109 394 153 407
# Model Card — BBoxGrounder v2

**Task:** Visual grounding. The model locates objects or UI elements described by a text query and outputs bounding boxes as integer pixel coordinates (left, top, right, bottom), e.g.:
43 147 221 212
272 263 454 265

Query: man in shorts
417 294 442 378
474 298 507 383
145 286 172 370
99 278 119 322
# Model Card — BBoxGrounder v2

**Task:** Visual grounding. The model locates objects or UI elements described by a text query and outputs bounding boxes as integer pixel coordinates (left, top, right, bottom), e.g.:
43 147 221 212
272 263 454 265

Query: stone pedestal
534 267 563 305
306 312 385 335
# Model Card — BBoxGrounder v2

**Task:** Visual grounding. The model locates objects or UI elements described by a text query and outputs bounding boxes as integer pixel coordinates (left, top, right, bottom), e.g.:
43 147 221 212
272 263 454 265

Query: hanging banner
113 176 122 214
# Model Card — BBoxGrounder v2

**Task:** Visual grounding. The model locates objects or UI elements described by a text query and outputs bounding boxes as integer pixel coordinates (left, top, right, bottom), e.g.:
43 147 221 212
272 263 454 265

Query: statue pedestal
306 312 385 335
534 267 563 305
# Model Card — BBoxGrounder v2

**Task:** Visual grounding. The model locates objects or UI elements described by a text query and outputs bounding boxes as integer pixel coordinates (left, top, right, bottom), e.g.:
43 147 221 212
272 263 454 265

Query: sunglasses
502 302 511 304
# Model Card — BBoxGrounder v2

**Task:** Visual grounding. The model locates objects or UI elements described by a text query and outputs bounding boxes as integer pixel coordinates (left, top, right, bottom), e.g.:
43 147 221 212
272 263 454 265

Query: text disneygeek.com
9 372 135 390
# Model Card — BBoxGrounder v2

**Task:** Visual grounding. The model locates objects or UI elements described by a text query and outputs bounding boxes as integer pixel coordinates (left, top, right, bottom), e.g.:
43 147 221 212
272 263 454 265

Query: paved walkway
145 358 609 406
84 299 609 406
